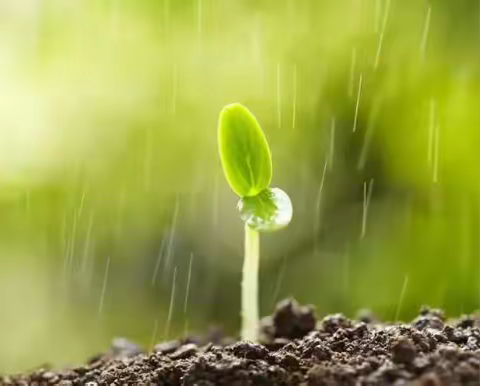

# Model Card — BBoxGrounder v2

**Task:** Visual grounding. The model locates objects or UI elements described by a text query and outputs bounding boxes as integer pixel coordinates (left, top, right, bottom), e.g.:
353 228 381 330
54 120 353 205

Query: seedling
218 103 293 341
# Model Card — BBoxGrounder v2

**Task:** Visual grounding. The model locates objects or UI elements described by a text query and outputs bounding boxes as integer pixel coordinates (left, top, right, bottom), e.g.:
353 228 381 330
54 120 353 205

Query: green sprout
218 103 293 341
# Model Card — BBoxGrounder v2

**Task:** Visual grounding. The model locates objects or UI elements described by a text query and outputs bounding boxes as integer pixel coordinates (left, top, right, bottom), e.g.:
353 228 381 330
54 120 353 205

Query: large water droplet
238 187 292 232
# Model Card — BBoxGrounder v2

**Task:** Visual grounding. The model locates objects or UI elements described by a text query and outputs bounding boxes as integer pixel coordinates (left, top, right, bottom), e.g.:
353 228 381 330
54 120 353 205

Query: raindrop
183 253 194 336
78 189 86 219
151 235 167 287
183 253 194 315
164 266 178 339
292 64 297 129
164 196 180 276
276 63 282 129
65 208 78 276
361 179 374 239
374 0 391 69
238 188 292 232
80 211 95 274
314 160 328 225
61 209 69 281
98 257 111 316
353 74 363 132
149 319 159 352
394 274 409 321
420 4 432 61
313 159 328 254
358 99 381 169
271 254 288 307
328 117 335 169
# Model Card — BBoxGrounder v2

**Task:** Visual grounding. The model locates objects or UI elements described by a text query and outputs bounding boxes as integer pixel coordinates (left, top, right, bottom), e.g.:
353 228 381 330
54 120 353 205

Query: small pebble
231 341 268 359
154 340 181 354
391 337 416 364
170 343 198 360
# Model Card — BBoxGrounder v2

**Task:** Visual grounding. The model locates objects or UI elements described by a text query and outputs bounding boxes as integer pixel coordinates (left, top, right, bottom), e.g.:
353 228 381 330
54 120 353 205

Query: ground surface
2 299 479 385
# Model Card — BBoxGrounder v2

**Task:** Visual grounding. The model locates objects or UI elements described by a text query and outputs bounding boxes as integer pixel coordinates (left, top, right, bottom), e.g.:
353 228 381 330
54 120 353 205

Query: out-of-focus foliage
0 0 477 372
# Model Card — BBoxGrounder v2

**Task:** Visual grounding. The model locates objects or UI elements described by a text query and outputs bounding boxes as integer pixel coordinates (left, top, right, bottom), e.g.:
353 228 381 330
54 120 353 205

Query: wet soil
2 299 479 385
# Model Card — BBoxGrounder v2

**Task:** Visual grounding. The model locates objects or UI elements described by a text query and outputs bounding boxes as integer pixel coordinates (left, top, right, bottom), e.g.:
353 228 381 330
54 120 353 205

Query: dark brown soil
2 299 479 385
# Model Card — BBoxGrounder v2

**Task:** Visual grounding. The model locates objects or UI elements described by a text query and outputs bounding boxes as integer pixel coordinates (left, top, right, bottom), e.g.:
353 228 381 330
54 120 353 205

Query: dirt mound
2 299 479 385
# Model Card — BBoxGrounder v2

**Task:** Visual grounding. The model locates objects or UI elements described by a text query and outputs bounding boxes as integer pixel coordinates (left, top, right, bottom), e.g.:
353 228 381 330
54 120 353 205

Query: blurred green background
0 0 477 373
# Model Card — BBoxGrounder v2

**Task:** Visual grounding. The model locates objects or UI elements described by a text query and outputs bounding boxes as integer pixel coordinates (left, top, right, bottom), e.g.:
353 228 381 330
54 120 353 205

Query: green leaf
238 187 293 232
218 103 272 197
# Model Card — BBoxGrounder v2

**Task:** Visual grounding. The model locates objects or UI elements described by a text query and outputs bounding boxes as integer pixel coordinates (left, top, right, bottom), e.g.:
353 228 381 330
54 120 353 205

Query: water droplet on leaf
238 187 292 232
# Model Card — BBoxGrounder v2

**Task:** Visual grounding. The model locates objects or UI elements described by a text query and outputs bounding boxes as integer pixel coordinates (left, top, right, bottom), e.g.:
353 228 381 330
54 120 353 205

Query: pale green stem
241 223 260 341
